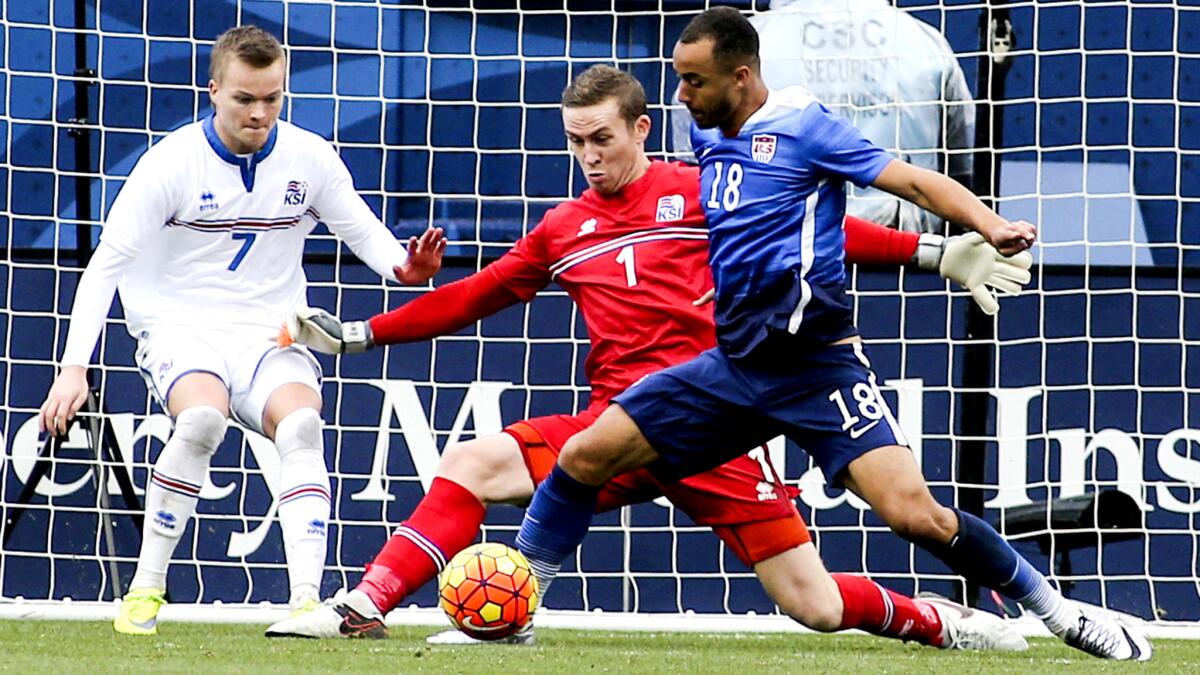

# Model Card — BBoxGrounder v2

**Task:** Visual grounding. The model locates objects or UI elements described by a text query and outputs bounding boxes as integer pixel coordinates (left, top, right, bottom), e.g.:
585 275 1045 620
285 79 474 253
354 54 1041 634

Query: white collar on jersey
740 90 781 132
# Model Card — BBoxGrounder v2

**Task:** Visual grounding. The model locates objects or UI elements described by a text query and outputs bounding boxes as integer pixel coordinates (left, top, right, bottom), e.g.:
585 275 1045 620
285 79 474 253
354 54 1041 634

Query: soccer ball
438 542 539 640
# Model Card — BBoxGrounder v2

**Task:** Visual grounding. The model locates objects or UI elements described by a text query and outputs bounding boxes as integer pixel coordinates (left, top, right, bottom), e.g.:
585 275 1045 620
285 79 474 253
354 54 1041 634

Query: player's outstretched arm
694 217 1032 313
842 216 1032 315
871 159 1036 256
284 266 527 354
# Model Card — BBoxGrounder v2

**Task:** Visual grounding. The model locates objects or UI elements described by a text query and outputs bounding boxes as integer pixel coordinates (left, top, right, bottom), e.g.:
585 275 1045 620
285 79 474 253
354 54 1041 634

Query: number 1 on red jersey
616 245 638 287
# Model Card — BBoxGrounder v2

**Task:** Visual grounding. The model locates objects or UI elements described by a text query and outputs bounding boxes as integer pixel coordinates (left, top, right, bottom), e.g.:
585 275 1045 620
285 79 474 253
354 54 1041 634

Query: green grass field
0 622 1196 674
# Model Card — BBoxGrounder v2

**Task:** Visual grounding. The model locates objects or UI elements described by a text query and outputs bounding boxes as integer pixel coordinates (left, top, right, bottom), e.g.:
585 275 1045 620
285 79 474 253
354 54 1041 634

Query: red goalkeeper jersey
368 159 919 411
491 160 715 409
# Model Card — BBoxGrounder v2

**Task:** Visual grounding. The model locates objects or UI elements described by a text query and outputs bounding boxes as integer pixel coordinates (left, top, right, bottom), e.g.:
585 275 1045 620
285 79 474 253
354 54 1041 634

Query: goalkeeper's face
208 57 285 154
562 99 652 196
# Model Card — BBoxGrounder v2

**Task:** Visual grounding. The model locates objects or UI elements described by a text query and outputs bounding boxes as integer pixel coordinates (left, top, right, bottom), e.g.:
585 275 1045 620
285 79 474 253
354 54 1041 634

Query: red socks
357 477 487 614
355 476 948 646
832 573 945 647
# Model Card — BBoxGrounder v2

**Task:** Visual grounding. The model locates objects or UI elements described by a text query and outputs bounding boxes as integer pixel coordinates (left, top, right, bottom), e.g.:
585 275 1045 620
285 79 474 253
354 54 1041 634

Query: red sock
357 477 486 613
832 573 945 647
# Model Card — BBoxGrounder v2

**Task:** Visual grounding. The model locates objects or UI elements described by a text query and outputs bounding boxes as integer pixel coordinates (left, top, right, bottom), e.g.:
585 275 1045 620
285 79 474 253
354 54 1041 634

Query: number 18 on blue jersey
691 87 894 357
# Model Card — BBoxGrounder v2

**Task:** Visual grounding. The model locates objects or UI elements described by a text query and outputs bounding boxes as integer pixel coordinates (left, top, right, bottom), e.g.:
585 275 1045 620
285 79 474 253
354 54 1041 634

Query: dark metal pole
956 2 1013 608
69 0 97 265
67 0 138 598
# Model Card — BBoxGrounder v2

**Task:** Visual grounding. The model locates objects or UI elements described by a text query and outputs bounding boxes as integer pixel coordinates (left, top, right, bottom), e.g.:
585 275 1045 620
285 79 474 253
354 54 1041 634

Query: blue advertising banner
2 261 1196 623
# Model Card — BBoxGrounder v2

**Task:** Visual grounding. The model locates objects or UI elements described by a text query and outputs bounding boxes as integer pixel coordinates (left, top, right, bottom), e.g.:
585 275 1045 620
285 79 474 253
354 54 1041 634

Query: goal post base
0 600 1196 640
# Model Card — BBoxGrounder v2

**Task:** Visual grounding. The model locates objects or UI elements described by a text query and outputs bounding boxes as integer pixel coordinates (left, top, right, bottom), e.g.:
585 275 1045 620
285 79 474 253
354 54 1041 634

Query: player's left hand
282 305 374 354
394 226 447 285
979 218 1036 256
693 289 715 306
936 232 1033 315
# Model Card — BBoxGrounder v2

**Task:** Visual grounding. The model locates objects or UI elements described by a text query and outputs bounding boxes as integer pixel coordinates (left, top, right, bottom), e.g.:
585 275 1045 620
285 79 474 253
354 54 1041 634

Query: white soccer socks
274 408 332 607
128 405 331 608
130 405 227 591
1022 579 1083 638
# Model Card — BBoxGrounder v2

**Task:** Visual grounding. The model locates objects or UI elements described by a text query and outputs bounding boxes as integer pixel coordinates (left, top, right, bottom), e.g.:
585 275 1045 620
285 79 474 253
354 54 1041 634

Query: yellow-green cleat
113 588 167 635
288 597 322 619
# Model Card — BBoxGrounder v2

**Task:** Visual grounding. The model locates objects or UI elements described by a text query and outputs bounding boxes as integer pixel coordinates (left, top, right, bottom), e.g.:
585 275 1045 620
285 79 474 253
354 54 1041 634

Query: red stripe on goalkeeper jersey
542 217 910 282
542 216 912 281
279 483 332 505
150 470 202 498
549 227 709 279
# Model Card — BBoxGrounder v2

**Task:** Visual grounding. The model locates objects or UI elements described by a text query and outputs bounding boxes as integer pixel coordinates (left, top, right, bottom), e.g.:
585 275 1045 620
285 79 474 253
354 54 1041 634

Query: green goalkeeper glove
282 305 374 354
914 232 1033 316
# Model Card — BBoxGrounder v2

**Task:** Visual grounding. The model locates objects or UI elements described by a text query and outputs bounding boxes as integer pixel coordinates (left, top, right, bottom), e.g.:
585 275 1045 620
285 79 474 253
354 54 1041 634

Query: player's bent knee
171 405 228 457
437 441 474 476
867 482 946 532
438 441 498 491
558 443 612 485
774 575 843 631
439 437 531 505
557 405 655 485
559 431 627 485
786 600 843 633
273 407 323 455
771 581 843 632
888 503 957 544
753 541 843 632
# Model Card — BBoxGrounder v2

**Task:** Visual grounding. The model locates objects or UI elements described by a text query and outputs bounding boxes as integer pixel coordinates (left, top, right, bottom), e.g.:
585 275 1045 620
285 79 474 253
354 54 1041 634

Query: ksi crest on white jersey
751 134 777 163
284 180 308 206
655 194 684 222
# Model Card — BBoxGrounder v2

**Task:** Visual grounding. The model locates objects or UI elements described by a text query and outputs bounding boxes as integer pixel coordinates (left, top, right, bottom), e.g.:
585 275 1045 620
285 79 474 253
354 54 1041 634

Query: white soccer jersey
671 0 975 233
60 116 408 366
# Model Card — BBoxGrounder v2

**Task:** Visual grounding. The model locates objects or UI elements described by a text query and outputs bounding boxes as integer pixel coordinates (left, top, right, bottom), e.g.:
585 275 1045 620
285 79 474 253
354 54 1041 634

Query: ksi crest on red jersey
655 194 685 222
751 134 777 163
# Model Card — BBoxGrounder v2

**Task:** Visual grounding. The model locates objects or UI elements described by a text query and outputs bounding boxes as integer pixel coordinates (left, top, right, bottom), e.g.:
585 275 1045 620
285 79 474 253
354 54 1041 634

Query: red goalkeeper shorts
503 410 810 567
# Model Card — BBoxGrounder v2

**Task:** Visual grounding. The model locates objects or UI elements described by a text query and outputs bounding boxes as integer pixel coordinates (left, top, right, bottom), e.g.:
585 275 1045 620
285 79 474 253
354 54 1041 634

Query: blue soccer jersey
691 87 894 357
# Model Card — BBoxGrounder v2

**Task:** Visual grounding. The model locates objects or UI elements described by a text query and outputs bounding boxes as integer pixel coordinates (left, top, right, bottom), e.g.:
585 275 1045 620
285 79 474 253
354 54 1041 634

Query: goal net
1 0 1196 633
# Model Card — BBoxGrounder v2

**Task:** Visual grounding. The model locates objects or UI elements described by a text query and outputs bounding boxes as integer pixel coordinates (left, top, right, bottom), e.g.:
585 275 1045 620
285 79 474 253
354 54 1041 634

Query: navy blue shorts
613 338 907 485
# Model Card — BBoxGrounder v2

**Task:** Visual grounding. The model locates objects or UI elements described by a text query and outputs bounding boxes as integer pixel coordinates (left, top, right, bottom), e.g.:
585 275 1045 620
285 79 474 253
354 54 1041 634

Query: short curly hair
678 7 760 72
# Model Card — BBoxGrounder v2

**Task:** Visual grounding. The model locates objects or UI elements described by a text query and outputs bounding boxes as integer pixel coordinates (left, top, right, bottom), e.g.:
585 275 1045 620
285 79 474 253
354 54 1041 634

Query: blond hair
209 25 284 82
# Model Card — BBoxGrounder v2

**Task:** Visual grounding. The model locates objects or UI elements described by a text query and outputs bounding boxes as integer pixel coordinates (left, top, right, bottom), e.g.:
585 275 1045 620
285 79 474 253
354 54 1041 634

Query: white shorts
134 325 322 434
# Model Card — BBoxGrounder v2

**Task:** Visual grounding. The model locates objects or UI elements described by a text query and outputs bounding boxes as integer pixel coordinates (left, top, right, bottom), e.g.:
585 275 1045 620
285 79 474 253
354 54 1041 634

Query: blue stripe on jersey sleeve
796 103 894 188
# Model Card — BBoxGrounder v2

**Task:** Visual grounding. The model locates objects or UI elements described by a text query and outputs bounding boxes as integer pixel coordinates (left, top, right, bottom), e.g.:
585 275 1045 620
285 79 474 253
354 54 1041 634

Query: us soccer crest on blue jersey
690 87 894 357
751 134 776 163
